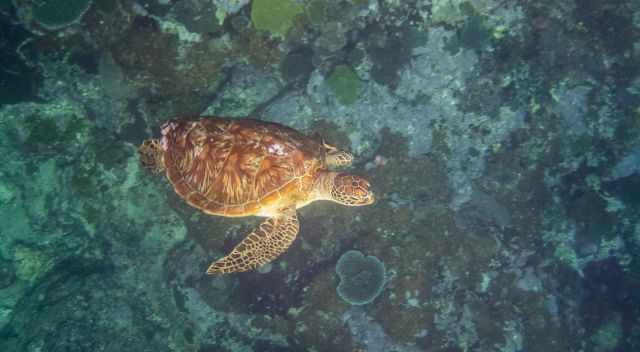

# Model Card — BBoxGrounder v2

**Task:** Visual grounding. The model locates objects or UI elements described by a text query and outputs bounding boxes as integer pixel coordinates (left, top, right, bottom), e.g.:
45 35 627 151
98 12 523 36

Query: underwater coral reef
1 0 639 351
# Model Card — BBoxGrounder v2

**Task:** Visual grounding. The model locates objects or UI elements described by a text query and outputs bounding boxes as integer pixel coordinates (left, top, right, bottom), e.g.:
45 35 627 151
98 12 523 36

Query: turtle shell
160 117 324 217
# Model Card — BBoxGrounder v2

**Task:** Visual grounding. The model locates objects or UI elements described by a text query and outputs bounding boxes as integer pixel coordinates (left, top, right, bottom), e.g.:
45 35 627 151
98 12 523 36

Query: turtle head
138 139 165 173
329 173 375 206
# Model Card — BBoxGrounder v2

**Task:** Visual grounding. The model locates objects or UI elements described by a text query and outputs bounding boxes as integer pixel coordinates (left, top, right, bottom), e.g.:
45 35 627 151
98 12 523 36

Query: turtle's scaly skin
140 117 374 274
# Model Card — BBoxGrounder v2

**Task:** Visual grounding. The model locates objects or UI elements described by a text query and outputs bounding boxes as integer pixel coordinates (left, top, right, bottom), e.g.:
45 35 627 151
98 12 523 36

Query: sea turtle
139 117 374 274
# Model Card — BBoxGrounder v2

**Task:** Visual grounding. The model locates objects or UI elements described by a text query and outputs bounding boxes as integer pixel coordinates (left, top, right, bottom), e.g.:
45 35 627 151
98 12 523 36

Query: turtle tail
138 139 165 173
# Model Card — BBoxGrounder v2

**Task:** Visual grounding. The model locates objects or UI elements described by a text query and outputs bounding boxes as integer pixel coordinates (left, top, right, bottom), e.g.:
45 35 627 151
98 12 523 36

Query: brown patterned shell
160 117 324 217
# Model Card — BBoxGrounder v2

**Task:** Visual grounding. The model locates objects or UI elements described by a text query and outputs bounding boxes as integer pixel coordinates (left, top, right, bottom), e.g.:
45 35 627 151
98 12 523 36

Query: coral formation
213 0 249 14
0 14 40 104
32 0 93 30
281 48 314 83
336 250 386 305
590 317 623 351
430 0 468 25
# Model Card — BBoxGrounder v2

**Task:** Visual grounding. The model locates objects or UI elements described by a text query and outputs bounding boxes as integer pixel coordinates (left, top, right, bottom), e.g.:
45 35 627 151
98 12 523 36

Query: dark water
1 0 639 351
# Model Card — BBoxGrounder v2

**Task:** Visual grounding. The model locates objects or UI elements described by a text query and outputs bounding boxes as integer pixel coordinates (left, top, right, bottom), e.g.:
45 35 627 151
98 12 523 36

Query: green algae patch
251 0 303 37
327 65 361 105
13 244 52 283
305 0 327 25
24 112 90 154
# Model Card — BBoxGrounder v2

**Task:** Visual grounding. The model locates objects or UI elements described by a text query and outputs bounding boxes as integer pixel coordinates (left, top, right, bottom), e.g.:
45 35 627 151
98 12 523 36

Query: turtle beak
364 186 375 205
357 179 375 205
367 191 375 204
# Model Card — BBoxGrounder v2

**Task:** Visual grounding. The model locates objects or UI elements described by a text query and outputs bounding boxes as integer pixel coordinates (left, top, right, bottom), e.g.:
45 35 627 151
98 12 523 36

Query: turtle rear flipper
207 207 299 274
139 139 165 173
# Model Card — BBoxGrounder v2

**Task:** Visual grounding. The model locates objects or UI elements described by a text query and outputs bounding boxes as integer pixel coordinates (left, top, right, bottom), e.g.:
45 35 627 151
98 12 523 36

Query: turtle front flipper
207 207 299 274
138 139 165 173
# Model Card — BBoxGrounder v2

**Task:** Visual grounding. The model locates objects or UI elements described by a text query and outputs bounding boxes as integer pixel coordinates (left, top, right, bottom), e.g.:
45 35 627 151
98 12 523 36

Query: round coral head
336 250 386 305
